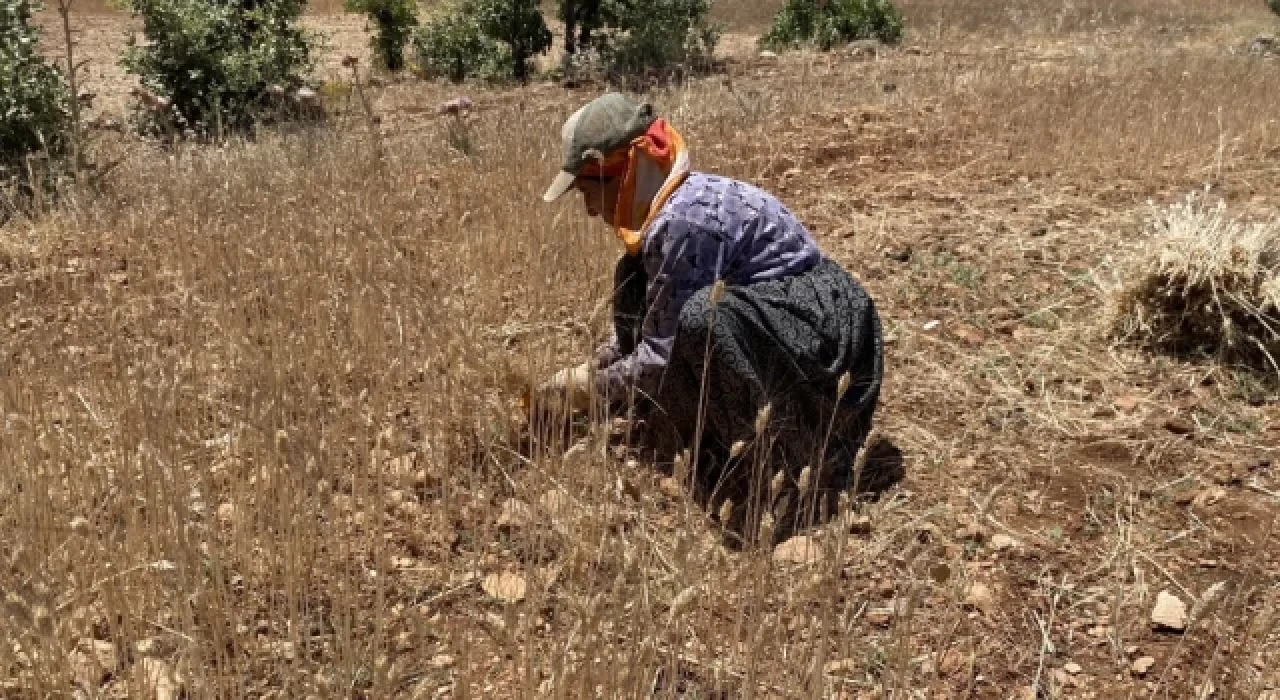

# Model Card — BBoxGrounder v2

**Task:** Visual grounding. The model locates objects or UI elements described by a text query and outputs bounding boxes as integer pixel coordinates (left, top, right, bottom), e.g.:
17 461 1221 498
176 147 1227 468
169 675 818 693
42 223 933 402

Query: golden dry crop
3 1 1278 697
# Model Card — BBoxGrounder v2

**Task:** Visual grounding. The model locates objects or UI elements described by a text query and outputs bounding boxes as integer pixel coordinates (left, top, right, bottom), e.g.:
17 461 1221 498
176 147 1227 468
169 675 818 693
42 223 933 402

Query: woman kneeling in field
537 92 884 513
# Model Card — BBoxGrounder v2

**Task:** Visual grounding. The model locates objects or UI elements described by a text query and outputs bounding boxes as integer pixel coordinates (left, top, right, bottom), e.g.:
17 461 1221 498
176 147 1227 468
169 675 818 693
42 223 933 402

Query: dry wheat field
3 0 1280 698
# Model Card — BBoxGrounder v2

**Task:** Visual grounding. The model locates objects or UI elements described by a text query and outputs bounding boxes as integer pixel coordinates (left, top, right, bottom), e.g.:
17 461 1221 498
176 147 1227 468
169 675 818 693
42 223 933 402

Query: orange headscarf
581 119 690 256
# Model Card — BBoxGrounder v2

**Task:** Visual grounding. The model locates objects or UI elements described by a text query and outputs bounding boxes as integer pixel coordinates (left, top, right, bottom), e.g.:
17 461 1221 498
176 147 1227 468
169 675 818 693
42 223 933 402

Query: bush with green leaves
413 0 549 83
761 0 903 51
413 11 506 83
123 0 315 136
1 0 71 182
593 0 719 81
470 0 551 82
345 0 418 72
1270 0 1280 16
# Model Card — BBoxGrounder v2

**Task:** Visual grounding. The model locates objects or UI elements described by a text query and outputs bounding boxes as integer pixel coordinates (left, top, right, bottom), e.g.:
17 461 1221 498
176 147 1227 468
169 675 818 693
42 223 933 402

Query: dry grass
5 1 1280 698
1105 190 1280 375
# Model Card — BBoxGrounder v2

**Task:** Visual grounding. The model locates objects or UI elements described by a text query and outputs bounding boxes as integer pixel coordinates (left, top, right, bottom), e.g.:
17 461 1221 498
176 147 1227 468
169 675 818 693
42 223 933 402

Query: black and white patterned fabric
608 253 884 504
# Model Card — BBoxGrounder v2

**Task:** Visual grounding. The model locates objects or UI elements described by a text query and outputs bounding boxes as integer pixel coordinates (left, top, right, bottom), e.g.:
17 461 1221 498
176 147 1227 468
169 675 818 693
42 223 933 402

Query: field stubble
3 1 1280 698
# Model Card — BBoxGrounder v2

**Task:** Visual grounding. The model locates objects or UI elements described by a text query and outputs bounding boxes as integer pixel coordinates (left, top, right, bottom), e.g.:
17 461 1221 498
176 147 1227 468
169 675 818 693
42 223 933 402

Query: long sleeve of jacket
597 216 727 401
592 172 822 403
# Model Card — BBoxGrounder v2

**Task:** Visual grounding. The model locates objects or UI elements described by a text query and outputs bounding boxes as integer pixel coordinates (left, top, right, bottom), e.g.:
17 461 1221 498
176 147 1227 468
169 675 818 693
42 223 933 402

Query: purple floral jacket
596 172 822 398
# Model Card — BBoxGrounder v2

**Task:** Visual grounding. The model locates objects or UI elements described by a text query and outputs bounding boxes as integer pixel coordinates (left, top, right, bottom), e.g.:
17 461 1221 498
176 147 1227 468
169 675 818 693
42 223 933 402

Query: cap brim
542 171 577 203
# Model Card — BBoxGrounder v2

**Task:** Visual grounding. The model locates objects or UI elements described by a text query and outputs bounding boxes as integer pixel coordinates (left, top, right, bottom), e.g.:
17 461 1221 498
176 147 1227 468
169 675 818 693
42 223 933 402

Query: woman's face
574 175 620 227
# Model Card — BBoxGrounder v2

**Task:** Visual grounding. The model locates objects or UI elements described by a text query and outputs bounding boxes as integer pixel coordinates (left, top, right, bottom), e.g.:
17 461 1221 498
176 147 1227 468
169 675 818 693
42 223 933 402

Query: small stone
950 324 985 345
216 502 236 525
1151 591 1188 632
964 582 995 615
990 533 1017 551
481 572 528 603
1164 416 1195 435
865 608 894 626
1064 661 1083 674
823 658 857 675
1114 394 1141 412
69 516 91 534
922 320 941 331
1131 656 1156 675
758 50 778 59
939 650 972 675
954 524 988 543
773 535 824 565
429 654 455 669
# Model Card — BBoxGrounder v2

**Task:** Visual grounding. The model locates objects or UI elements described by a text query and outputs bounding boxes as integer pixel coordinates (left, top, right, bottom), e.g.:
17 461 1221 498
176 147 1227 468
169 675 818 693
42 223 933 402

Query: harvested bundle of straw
1105 190 1280 375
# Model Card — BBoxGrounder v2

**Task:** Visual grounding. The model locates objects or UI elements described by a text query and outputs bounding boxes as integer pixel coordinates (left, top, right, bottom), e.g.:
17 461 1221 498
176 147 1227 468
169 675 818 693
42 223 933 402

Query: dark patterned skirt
611 254 884 513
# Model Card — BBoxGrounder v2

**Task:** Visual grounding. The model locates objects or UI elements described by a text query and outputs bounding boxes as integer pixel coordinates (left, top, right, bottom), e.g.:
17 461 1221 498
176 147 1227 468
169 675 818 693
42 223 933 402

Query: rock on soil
773 535 824 565
1151 590 1188 632
482 572 528 603
964 582 995 615
1131 656 1156 675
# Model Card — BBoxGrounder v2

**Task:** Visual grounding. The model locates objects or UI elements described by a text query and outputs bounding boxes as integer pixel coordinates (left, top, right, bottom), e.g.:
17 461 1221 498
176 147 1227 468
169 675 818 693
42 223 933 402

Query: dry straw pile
1106 190 1280 376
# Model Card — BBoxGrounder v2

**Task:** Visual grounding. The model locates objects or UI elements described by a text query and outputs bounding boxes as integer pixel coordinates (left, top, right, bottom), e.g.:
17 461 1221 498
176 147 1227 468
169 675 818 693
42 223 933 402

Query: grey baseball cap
542 92 657 203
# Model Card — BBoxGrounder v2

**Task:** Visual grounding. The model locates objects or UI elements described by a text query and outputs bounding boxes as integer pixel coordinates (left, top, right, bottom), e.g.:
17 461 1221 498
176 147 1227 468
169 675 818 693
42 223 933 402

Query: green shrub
412 0 549 83
761 0 903 51
345 0 418 72
1270 0 1280 16
123 0 315 136
594 0 719 81
0 0 71 182
412 10 506 83
470 0 551 82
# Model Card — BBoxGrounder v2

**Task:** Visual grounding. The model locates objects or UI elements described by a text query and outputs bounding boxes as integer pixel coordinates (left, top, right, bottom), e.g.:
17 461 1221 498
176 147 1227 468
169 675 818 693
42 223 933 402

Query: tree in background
124 0 315 136
0 0 71 185
345 0 418 72
592 0 720 82
413 0 550 83
761 0 903 51
470 0 551 82
558 0 601 55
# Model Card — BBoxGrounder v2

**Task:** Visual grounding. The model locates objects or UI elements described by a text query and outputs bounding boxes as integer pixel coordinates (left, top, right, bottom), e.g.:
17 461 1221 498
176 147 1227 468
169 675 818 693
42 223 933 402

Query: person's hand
536 362 593 414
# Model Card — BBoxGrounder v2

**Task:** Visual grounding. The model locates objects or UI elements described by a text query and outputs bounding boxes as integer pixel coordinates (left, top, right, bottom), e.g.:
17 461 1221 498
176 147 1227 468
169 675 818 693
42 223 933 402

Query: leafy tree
413 0 549 83
0 0 71 182
123 0 315 136
558 0 601 55
593 0 719 81
469 0 551 82
761 0 903 51
345 0 418 72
